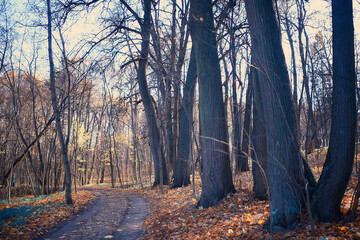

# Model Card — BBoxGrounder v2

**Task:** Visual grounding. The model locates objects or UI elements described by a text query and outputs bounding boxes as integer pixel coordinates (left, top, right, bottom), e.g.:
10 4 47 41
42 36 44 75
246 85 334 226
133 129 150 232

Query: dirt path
35 187 148 240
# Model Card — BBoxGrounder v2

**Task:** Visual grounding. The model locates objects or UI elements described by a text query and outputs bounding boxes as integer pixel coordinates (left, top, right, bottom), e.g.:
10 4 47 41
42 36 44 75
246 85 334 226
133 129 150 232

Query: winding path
36 187 148 240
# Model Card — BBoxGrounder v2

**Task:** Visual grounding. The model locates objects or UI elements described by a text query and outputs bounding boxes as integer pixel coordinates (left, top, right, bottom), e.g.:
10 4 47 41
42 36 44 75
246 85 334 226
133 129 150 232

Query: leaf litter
0 190 96 239
130 149 360 239
1 148 360 239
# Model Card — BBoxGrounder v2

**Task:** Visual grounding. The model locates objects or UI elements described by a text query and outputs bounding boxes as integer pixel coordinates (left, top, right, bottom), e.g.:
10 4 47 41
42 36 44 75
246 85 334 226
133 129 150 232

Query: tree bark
245 0 303 230
311 0 356 222
137 0 168 186
230 24 242 175
190 0 235 208
251 61 268 201
238 75 252 172
171 46 197 189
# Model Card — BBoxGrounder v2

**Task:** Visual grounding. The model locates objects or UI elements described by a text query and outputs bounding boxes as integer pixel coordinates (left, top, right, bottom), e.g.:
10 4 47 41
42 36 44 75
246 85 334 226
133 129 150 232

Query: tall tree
47 0 73 204
245 0 304 230
311 0 356 222
171 47 197 189
231 35 242 175
134 0 169 186
189 0 235 207
251 59 268 200
238 75 252 172
296 0 319 153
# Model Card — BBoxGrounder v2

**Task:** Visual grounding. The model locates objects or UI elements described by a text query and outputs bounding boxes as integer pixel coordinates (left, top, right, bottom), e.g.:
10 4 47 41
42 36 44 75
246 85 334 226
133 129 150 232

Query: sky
6 0 360 83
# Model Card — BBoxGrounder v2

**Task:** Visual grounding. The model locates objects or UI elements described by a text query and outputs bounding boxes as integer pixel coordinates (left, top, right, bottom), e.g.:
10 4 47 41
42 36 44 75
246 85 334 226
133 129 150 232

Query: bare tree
47 0 73 204
171 46 197 189
190 0 235 207
245 0 304 230
311 0 357 222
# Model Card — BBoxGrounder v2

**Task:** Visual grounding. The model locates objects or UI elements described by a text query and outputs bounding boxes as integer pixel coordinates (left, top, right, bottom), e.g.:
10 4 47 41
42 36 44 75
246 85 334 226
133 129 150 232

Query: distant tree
238 75 252 172
296 0 320 153
309 31 333 147
189 0 235 207
0 0 9 73
311 0 357 222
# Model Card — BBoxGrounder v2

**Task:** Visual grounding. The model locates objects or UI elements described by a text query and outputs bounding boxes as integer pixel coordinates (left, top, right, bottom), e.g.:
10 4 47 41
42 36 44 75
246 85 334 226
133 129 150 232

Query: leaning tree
311 0 357 222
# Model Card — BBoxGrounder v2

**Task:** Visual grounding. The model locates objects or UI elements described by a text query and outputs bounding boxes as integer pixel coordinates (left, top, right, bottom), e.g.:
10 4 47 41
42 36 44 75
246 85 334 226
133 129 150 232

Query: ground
37 187 148 240
0 189 96 239
1 148 360 239
136 148 360 239
0 186 148 240
137 173 360 239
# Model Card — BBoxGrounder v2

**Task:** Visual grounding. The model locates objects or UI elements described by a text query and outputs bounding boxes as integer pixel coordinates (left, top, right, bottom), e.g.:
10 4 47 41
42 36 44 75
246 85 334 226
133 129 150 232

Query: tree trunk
137 0 168 186
87 109 104 184
251 61 268 201
108 131 115 188
230 27 242 175
245 0 303 230
47 0 72 204
190 0 235 208
283 3 298 106
112 132 123 187
130 92 143 188
297 0 319 154
239 75 252 172
100 162 105 184
311 0 356 222
171 46 197 189
30 77 45 188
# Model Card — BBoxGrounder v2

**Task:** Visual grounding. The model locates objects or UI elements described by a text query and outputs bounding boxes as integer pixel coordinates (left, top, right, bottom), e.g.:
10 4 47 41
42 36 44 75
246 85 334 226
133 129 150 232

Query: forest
1 0 360 239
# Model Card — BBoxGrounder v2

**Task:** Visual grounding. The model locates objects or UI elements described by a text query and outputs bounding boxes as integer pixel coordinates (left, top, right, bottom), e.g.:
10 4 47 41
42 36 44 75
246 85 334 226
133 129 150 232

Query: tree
0 0 9 73
47 0 73 204
133 0 169 186
238 75 252 172
189 0 235 208
296 0 320 154
251 59 268 201
171 46 197 189
311 0 356 222
245 0 304 230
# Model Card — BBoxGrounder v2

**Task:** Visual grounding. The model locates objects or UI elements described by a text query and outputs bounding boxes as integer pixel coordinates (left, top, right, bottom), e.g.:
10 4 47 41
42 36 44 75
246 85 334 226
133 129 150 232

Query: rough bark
190 0 235 208
245 0 303 230
311 0 356 222
171 46 197 189
251 62 268 201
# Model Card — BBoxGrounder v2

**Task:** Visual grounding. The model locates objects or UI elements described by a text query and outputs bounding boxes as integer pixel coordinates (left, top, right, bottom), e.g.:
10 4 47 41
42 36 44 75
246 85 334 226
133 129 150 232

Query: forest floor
132 147 360 239
0 188 96 239
1 148 360 239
